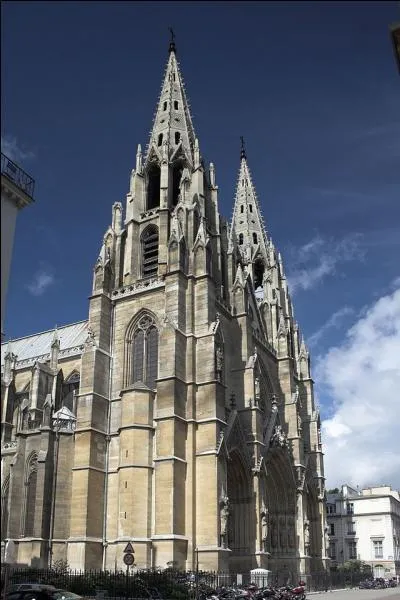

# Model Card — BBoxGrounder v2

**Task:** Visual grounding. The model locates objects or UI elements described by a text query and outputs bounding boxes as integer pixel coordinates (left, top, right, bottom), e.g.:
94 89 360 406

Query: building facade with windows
1 41 328 574
326 485 400 578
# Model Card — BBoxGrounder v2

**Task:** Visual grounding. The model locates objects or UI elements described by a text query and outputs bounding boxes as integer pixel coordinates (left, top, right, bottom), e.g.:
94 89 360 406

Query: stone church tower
1 40 328 575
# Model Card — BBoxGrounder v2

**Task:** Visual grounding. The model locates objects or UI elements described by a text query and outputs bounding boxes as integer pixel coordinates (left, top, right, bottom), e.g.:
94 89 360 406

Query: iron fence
1 152 35 199
0 565 374 598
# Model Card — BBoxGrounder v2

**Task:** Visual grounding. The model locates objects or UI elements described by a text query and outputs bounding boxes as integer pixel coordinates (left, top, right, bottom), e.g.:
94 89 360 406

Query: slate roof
1 320 88 369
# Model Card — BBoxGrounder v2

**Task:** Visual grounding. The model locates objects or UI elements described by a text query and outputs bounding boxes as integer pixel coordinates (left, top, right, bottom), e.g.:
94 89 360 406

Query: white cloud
26 269 55 296
1 135 35 163
317 285 400 489
308 306 354 347
287 234 363 292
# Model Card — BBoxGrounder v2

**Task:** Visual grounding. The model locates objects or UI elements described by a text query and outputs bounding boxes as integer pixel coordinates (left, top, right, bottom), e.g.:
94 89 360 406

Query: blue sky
2 1 400 488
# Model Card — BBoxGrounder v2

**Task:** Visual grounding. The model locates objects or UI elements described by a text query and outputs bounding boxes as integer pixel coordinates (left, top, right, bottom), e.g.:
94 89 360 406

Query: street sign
123 553 134 566
123 542 134 554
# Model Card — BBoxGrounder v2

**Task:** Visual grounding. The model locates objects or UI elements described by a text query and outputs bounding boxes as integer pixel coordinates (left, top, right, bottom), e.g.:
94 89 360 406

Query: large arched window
24 453 38 537
125 314 159 389
131 315 159 389
141 226 159 279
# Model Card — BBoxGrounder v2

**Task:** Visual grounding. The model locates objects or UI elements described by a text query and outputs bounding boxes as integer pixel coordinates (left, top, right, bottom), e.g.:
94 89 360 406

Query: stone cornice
111 277 164 301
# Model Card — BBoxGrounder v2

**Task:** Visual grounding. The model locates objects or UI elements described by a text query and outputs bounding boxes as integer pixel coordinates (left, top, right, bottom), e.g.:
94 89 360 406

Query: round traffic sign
123 552 135 566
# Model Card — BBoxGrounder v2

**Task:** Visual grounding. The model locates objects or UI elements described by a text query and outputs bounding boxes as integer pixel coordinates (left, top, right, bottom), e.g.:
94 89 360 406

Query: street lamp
48 417 61 569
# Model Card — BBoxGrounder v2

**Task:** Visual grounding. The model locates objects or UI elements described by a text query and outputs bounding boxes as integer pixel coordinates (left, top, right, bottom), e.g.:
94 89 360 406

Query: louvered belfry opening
142 226 159 278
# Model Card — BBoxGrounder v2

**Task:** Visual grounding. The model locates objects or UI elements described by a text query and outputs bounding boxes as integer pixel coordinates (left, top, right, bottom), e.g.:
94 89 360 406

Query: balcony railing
1 152 35 199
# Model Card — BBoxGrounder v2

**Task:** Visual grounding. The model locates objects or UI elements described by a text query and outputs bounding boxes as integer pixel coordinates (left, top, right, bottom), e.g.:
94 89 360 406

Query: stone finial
50 326 60 370
194 138 200 168
209 162 216 187
112 202 122 233
136 144 143 173
3 341 17 384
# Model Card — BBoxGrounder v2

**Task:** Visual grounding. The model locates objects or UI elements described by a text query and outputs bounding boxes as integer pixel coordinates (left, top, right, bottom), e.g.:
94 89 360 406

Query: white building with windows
326 484 400 578
1 152 35 339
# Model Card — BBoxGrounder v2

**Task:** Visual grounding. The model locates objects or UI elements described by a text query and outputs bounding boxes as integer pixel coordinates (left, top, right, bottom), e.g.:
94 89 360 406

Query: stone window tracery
129 315 159 389
24 453 38 537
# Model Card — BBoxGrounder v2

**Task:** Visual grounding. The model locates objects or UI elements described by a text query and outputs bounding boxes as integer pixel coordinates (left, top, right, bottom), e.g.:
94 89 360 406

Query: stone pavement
308 587 400 600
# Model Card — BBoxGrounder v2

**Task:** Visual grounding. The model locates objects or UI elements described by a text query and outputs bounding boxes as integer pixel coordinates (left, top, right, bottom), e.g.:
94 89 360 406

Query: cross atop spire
168 27 176 54
240 136 246 160
146 33 196 165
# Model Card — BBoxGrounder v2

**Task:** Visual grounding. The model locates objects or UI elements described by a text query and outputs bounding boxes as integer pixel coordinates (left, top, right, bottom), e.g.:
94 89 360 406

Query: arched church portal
227 451 255 569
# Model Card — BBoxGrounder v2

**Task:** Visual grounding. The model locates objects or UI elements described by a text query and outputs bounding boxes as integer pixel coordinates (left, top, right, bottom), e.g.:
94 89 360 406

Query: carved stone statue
304 519 310 554
270 424 288 448
215 346 224 381
84 326 96 349
255 377 260 404
220 496 230 547
260 506 269 551
324 523 330 553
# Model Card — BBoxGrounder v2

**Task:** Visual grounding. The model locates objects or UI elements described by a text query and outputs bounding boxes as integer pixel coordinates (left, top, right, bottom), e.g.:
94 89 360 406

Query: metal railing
0 565 375 597
1 152 35 199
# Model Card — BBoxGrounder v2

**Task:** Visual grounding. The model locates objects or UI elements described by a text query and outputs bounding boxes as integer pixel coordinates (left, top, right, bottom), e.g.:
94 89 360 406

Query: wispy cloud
317 284 400 489
287 234 364 293
26 267 55 297
308 306 354 348
1 135 35 163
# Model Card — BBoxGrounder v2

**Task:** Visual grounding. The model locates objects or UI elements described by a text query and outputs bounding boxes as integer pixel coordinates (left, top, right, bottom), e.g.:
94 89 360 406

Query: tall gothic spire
230 140 269 264
145 33 196 165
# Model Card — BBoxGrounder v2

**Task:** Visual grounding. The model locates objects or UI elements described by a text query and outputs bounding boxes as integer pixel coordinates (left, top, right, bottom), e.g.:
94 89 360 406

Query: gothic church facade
1 41 328 574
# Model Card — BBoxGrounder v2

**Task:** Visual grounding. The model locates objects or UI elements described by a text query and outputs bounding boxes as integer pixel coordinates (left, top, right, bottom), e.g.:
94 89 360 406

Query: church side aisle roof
1 320 88 368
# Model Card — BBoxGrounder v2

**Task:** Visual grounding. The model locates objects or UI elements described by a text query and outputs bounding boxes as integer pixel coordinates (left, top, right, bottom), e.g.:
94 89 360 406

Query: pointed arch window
147 162 161 209
172 160 184 207
24 453 38 537
163 101 167 111
175 131 181 144
240 205 244 213
239 233 244 245
249 204 253 213
1 476 10 541
130 315 159 389
157 133 163 147
253 232 258 244
63 370 80 413
142 226 159 279
174 100 179 109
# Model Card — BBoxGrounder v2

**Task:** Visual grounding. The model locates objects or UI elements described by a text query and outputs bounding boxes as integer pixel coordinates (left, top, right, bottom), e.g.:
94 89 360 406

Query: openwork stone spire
230 141 269 264
145 35 196 165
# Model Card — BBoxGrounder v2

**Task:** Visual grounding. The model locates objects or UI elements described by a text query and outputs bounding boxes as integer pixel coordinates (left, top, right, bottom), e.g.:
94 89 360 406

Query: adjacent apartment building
326 484 400 578
1 152 35 339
